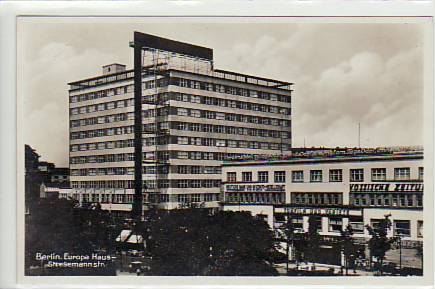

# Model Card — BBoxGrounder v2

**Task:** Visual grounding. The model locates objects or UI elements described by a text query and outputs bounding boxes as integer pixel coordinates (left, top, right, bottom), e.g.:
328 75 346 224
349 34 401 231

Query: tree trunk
286 241 289 274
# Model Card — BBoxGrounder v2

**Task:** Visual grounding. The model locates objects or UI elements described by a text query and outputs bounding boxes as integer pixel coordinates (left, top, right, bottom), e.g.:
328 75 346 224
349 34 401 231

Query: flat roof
223 147 423 166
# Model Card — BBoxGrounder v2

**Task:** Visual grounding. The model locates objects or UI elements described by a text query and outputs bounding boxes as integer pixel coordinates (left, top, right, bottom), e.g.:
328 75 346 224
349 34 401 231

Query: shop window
328 217 342 232
349 217 364 234
394 220 411 237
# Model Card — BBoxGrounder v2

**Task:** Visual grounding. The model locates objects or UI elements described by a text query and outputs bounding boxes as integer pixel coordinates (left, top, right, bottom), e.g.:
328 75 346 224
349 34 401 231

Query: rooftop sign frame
130 31 214 61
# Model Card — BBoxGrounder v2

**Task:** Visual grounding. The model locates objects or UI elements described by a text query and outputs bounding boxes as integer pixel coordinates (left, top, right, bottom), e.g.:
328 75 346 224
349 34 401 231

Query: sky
18 18 427 167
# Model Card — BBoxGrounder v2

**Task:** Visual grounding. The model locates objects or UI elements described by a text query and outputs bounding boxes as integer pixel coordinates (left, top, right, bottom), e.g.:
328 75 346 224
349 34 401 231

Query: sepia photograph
17 16 431 281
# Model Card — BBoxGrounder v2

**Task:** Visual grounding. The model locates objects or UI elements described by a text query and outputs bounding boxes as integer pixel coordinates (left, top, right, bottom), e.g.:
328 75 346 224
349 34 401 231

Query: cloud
18 20 425 166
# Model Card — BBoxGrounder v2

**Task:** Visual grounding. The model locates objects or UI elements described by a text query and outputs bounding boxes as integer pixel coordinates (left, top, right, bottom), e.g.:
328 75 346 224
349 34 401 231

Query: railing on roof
223 146 423 163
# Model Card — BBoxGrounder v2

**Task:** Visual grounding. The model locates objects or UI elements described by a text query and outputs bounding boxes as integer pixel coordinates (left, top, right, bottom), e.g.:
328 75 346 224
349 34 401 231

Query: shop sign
225 184 285 192
283 207 362 216
350 183 423 193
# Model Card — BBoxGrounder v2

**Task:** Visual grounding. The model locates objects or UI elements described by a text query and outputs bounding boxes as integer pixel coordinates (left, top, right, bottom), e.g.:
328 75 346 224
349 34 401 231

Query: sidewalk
275 262 375 276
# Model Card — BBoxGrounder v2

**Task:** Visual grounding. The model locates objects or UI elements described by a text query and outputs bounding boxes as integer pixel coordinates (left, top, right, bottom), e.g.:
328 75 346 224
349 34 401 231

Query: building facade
68 32 293 211
222 147 424 269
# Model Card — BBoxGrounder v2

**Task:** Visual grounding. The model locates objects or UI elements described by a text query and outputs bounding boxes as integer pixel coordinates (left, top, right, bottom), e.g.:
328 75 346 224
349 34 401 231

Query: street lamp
395 233 403 272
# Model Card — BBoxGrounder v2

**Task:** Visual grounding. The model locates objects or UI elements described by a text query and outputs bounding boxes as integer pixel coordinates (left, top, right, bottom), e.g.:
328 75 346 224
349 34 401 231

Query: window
291 217 304 232
216 139 226 147
310 170 322 183
329 169 342 182
292 171 304 183
417 221 423 237
177 108 188 116
394 167 410 180
177 137 189 145
242 172 252 182
311 216 322 232
178 194 189 203
329 217 342 232
191 180 201 188
177 180 189 188
394 220 411 237
419 167 424 180
372 168 387 181
191 166 201 174
191 194 201 202
190 110 201 118
258 171 269 183
350 169 364 182
227 172 237 182
270 171 285 184
178 166 189 174
349 217 364 234
191 123 201 131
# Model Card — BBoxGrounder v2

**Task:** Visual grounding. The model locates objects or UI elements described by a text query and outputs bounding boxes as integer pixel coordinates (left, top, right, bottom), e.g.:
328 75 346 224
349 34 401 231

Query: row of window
69 78 164 102
69 70 135 91
71 165 222 176
175 107 290 125
291 193 343 205
70 125 134 140
70 192 220 204
173 77 291 103
351 193 423 207
176 136 288 148
275 215 423 237
70 98 134 115
70 76 291 104
173 122 290 139
228 167 424 183
70 153 135 164
71 179 221 189
173 92 290 115
225 192 285 204
70 112 134 128
143 179 221 189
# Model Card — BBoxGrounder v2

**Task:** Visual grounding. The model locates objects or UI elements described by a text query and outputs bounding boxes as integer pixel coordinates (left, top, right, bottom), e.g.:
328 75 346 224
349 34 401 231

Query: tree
276 214 299 273
365 214 396 275
303 216 322 268
146 209 278 276
25 198 118 275
339 224 358 275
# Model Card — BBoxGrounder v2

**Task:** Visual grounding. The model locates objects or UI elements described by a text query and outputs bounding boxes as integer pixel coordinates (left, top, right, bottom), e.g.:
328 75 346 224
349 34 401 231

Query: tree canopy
146 209 278 276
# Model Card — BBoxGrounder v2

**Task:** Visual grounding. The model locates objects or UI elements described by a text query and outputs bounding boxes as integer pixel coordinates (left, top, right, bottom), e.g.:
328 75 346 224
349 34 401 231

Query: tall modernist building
68 32 293 211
